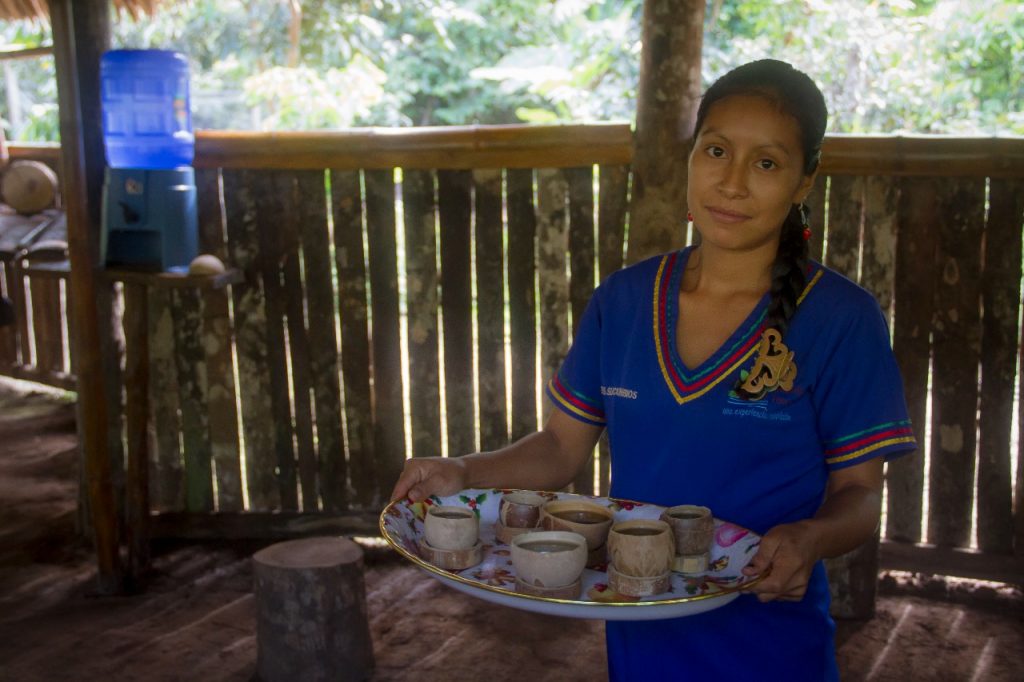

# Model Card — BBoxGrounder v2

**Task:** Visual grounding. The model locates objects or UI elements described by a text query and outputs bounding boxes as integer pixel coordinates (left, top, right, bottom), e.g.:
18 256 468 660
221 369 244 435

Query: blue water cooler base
101 167 198 272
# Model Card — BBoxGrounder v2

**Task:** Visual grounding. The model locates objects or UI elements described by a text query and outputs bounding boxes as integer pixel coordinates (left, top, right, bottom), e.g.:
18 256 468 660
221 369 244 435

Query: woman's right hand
389 456 469 503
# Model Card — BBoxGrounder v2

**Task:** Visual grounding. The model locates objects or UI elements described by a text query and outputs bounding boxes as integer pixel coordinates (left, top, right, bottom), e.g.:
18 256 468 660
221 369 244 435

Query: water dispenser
99 49 198 271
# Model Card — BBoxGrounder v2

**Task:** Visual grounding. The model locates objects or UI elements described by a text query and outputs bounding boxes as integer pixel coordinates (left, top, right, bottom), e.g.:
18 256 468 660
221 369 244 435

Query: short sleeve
545 291 607 427
812 299 916 471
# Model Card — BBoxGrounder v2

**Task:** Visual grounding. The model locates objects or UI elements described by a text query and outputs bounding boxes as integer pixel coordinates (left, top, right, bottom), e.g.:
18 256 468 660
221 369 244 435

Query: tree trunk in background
287 0 302 68
627 0 704 264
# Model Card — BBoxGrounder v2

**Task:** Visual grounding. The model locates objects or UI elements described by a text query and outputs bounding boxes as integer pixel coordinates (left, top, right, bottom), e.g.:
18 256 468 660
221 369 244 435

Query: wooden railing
2 129 1023 584
0 145 70 390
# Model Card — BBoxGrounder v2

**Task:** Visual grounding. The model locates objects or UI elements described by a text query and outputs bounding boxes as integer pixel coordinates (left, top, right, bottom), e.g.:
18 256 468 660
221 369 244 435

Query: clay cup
499 491 547 529
607 519 675 578
423 505 479 551
510 530 588 588
539 500 614 551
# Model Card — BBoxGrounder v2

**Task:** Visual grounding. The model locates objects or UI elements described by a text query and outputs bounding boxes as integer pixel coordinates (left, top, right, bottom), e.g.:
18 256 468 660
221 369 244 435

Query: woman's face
687 94 816 255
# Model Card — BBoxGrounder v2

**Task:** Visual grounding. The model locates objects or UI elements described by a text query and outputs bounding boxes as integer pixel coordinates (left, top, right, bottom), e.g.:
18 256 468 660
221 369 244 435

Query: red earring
798 203 811 241
687 211 694 222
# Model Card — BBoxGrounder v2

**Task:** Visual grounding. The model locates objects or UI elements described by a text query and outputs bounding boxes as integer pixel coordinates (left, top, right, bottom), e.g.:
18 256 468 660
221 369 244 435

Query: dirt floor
0 378 1021 681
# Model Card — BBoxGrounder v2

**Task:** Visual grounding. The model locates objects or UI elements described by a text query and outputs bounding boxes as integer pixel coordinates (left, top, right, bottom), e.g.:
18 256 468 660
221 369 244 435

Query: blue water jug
101 49 194 169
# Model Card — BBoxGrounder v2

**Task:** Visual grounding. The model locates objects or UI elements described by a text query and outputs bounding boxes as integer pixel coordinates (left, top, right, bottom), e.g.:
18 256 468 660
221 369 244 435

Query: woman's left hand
740 520 822 602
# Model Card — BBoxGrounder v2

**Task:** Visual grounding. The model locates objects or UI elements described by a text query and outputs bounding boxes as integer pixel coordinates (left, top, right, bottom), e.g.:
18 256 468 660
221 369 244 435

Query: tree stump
253 536 374 682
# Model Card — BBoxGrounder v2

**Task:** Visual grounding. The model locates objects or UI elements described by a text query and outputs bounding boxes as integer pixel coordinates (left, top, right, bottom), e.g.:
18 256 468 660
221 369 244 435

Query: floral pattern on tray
380 489 762 607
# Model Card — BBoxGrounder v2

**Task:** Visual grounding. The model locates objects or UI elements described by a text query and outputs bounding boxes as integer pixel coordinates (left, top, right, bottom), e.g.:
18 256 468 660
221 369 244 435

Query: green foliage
703 0 1024 134
0 0 1019 140
0 21 58 141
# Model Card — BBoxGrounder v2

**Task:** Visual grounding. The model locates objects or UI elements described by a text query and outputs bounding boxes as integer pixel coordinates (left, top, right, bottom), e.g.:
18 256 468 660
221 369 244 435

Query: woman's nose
717 161 748 198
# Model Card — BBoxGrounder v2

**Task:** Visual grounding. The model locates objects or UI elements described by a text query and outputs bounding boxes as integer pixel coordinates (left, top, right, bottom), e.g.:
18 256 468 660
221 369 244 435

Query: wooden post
47 0 122 593
123 282 150 580
627 0 704 264
253 537 374 682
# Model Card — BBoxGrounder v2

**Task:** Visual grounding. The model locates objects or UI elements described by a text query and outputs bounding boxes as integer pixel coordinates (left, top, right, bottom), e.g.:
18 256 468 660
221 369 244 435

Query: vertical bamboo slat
278 172 318 511
597 164 629 496
171 288 214 512
122 282 149 577
10 260 31 368
0 264 16 369
827 175 897 620
929 177 984 548
147 287 183 511
860 177 899 313
976 178 1023 553
474 168 508 451
437 169 474 457
888 177 937 543
223 169 279 510
297 170 345 512
256 171 299 510
825 176 863 280
567 166 596 495
537 169 570 429
597 165 628 281
28 273 63 375
195 167 243 511
806 177 827 263
507 168 538 441
404 169 443 458
331 169 374 510
365 169 406 502
1018 312 1024 556
97 285 126 522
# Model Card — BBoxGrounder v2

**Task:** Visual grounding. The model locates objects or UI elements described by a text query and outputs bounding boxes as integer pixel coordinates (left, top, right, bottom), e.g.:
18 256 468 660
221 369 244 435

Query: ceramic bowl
510 530 588 588
539 500 613 551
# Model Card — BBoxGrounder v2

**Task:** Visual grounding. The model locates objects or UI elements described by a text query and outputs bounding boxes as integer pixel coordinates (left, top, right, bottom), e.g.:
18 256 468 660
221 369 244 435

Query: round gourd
1 160 58 215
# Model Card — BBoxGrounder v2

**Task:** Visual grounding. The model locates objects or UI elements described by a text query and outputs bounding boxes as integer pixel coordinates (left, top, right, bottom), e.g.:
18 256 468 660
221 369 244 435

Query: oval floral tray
380 489 763 621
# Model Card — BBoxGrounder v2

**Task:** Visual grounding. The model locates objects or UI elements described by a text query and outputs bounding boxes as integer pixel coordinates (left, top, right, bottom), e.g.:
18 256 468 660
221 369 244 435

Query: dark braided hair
692 60 828 339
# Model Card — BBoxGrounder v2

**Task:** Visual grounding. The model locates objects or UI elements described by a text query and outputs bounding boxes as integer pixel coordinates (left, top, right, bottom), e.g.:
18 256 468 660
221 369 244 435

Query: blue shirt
546 247 915 681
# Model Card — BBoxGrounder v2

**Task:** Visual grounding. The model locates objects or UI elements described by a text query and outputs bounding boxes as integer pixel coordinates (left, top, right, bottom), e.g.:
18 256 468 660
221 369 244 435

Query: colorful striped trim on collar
652 251 824 406
546 374 607 426
823 420 916 466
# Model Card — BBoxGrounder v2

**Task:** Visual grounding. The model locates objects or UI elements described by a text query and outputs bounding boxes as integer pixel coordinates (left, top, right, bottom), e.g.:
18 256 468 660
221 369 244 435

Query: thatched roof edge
0 0 164 22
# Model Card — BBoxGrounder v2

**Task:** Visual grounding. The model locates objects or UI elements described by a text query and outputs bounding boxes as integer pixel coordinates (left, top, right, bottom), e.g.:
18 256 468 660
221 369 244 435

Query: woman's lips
705 206 750 223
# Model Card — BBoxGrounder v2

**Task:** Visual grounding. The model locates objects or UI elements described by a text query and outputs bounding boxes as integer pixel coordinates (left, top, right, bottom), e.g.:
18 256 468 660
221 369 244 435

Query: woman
391 59 915 681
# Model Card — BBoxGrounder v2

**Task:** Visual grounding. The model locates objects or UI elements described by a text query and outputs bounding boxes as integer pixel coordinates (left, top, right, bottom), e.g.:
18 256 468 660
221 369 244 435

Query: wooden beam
193 128 1024 177
14 130 1024 178
879 540 1024 586
7 142 61 164
47 0 121 593
194 125 633 170
821 135 1024 178
0 45 53 61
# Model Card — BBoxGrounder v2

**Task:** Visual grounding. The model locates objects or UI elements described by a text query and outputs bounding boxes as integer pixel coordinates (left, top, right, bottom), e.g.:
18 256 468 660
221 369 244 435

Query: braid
764 204 809 338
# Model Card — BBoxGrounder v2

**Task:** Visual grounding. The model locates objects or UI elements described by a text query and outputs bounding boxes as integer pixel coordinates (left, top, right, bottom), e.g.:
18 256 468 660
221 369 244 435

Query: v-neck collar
652 247 768 405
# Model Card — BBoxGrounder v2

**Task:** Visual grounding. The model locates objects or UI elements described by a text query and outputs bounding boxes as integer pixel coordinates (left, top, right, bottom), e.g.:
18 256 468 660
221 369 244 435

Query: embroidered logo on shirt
733 328 797 401
601 386 638 399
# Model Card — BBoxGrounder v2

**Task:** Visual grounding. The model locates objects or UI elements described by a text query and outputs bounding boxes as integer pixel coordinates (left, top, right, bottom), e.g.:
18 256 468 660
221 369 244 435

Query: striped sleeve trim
546 375 606 426
824 421 916 469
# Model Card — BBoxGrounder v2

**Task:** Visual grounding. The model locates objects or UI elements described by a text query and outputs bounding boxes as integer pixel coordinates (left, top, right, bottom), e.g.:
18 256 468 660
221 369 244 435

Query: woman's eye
706 145 726 158
757 159 777 170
